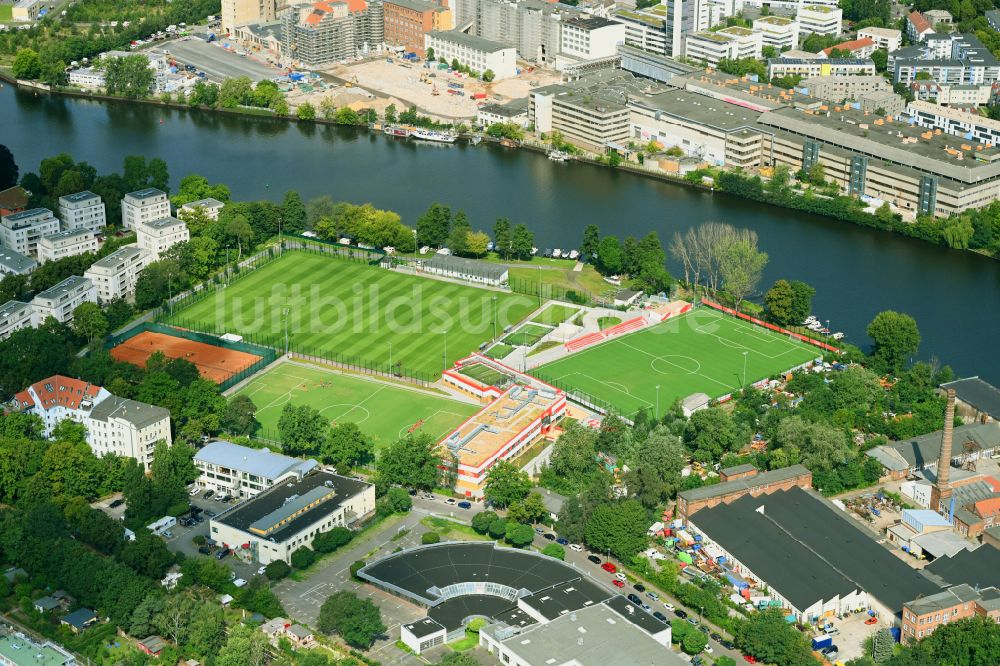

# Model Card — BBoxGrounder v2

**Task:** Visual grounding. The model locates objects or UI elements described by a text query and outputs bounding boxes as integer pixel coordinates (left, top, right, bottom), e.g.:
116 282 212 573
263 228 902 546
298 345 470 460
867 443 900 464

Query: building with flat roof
558 16 625 63
858 26 902 52
135 217 189 260
797 4 842 36
0 630 76 665
383 0 452 57
689 486 942 621
753 15 799 51
37 229 98 264
30 276 97 325
209 470 374 564
1 208 61 257
121 188 170 230
617 44 699 83
477 98 529 129
676 464 812 518
83 245 146 303
440 380 565 498
223 0 278 35
425 30 517 79
421 254 508 286
941 377 1000 423
59 191 107 233
797 75 892 102
767 57 876 79
194 440 318 498
281 0 384 68
0 300 33 341
179 198 226 222
684 27 761 68
0 247 37 276
400 617 447 654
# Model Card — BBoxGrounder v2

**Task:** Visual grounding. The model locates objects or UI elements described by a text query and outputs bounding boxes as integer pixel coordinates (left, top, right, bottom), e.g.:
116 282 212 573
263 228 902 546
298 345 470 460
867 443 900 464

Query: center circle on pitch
650 355 701 375
319 403 372 424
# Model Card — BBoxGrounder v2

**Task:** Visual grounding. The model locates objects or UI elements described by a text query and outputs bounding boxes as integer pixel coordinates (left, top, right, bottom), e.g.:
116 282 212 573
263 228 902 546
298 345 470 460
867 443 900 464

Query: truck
147 516 177 536
811 634 833 650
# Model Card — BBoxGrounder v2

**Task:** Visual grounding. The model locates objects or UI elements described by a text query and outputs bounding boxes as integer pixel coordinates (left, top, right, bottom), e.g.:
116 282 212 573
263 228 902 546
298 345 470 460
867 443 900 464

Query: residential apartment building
0 247 37 276
179 198 226 222
30 276 97 325
11 375 170 470
121 188 170 230
68 67 106 90
857 26 902 52
223 0 278 34
383 0 452 57
425 31 517 79
135 217 190 260
0 300 33 341
684 27 761 68
11 0 42 22
752 15 799 51
282 0 384 67
904 100 1000 145
798 75 891 101
558 16 625 62
906 10 934 42
59 191 107 233
767 57 876 79
796 4 842 37
194 440 318 498
821 37 876 58
612 0 708 59
83 245 146 303
37 229 99 264
911 81 997 107
892 33 1000 86
1 208 60 256
902 584 1000 641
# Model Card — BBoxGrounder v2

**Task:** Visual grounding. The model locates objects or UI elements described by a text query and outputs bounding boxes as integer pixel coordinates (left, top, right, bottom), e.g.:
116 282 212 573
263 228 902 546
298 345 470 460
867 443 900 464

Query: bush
264 560 291 580
290 546 316 569
467 617 487 633
313 527 353 553
192 534 206 546
385 487 413 513
541 543 565 560
350 560 366 580
504 522 534 548
421 531 441 545
682 630 707 655
487 517 508 539
471 510 498 534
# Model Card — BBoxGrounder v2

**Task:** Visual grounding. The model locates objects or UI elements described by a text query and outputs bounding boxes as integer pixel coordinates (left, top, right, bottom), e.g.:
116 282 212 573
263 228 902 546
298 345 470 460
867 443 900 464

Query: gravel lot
160 37 280 82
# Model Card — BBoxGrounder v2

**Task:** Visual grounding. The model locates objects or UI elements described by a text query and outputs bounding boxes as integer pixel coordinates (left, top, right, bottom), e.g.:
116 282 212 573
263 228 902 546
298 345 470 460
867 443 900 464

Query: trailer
811 634 833 650
147 516 177 536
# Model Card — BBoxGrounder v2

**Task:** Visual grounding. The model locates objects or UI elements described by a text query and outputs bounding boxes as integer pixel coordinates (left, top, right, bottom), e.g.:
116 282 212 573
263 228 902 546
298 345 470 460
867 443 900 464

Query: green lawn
503 323 551 347
168 252 536 376
0 5 12 21
536 308 819 418
234 362 478 448
532 303 579 326
459 362 508 387
598 316 622 330
485 343 514 359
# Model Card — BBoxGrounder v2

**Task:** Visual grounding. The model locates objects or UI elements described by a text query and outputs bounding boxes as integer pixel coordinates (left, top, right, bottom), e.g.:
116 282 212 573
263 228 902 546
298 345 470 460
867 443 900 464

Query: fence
529 369 635 425
104 321 278 392
508 275 598 306
279 234 387 265
699 298 841 354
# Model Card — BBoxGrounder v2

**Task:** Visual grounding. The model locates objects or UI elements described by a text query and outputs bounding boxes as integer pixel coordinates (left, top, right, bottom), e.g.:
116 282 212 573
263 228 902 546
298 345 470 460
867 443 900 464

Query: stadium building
209 469 374 565
438 356 566 498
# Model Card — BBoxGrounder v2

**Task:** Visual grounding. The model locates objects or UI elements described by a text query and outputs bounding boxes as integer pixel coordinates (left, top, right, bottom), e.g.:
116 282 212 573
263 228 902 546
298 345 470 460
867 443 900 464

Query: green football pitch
535 308 820 418
168 252 537 376
234 363 479 448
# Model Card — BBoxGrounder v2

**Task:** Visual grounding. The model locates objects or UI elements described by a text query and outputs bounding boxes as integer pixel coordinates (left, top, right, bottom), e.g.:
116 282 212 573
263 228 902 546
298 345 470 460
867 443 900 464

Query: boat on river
411 128 457 143
383 125 411 137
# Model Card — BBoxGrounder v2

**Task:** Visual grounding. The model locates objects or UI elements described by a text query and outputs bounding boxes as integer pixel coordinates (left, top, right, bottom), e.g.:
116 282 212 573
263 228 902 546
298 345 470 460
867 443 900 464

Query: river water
3 85 999 382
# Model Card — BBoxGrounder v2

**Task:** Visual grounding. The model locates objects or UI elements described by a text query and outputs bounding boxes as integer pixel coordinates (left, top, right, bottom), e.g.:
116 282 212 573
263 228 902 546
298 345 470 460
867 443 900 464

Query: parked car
189 487 200 496
652 611 668 623
258 566 267 575
162 531 173 539
601 562 617 573
587 555 602 565
204 510 216 518
698 625 709 634
647 591 659 601
704 645 714 654
198 546 211 555
233 578 247 588
569 544 583 552
633 582 646 593
721 640 735 650
743 656 757 664
664 602 675 612
445 498 456 506
202 489 214 499
556 537 568 545
710 633 722 642
535 527 545 534
675 609 688 619
627 594 642 605
109 499 125 508
457 501 472 509
612 579 624 588
543 533 556 541
615 573 627 582
687 617 698 626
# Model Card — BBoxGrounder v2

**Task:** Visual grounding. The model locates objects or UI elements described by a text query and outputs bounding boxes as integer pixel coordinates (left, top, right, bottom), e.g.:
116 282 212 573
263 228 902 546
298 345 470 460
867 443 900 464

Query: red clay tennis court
111 330 262 384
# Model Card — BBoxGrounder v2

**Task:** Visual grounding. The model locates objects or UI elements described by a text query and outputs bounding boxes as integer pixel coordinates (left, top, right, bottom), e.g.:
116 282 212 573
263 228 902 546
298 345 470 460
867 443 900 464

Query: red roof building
822 37 876 58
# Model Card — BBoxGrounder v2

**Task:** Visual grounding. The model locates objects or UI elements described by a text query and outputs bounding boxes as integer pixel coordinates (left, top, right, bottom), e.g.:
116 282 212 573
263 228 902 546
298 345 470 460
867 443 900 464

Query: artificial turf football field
535 307 820 418
167 252 537 376
234 362 480 447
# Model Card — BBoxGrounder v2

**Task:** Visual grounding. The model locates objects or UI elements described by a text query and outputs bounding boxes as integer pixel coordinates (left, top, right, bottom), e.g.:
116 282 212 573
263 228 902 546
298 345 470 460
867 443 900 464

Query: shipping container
811 635 833 650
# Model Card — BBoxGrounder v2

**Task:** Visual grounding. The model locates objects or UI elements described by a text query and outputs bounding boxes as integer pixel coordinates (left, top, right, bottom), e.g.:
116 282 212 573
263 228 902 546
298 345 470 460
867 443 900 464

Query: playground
535 307 820 417
110 330 262 384
233 362 479 448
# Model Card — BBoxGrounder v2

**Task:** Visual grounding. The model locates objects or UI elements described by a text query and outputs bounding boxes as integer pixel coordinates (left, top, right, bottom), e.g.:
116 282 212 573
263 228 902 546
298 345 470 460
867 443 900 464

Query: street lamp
655 384 661 417
492 296 498 340
442 329 448 371
389 342 393 371
283 307 290 355
742 351 749 387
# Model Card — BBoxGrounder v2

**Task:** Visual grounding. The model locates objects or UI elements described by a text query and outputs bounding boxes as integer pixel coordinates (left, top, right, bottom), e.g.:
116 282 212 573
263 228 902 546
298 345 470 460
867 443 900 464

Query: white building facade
796 4 842 36
194 440 318 498
121 188 171 230
59 191 107 233
83 245 146 303
135 217 190 259
1 208 61 256
684 27 762 67
753 16 799 51
425 31 517 80
0 300 34 341
30 275 97 325
37 229 99 264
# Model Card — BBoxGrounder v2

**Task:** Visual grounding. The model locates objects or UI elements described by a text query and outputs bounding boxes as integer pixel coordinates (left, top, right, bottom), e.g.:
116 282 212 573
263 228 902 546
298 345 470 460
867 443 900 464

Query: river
3 84 999 383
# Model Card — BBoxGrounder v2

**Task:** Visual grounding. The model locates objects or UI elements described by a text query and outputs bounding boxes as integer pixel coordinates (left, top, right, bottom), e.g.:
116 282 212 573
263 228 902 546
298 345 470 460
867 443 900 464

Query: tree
281 190 308 235
321 422 373 470
376 433 440 490
682 630 707 655
265 560 291 580
867 311 921 375
219 76 253 109
278 404 328 456
597 235 624 274
584 500 648 560
421 531 441 544
72 301 108 345
504 521 535 547
334 106 361 125
0 145 18 190
317 590 386 649
482 69 495 82
507 491 547 524
483 460 532 508
103 55 155 99
466 230 490 257
684 407 745 462
872 628 893 662
733 608 814 666
416 203 451 248
581 224 600 261
12 48 41 80
224 214 254 260
383 103 398 123
510 224 534 260
493 217 512 258
216 623 268 666
297 102 317 120
313 527 352 553
542 543 565 559
719 237 768 311
625 426 686 510
448 210 471 255
764 279 795 325
291 546 316 569
488 517 508 539
471 510 498 534
221 395 258 436
788 280 815 325
385 487 412 513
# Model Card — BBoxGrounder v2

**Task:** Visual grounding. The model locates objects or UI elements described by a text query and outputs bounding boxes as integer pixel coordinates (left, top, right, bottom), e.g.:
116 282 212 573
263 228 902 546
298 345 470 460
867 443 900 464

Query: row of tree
669 222 769 310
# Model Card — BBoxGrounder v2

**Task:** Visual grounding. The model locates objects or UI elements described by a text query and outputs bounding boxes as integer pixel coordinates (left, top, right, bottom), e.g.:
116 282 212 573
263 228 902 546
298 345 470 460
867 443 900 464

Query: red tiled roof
315 1 334 10
0 186 29 213
909 11 932 34
344 0 367 11
822 37 875 56
305 12 323 23
20 375 102 412
975 497 1000 517
983 476 1000 493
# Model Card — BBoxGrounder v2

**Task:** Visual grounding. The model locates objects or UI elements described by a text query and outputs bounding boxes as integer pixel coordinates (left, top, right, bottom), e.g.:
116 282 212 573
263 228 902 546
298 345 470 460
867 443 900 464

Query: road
159 37 279 83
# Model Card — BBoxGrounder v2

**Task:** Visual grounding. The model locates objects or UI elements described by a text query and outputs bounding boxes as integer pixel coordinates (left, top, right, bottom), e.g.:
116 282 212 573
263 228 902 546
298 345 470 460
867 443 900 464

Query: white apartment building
904 100 1000 145
797 4 842 36
30 275 97 325
558 16 625 61
614 8 669 57
425 31 517 79
11 375 171 470
858 26 902 52
59 191 107 232
121 188 171 230
684 27 762 68
1 208 60 256
37 229 99 264
911 81 996 107
739 0 838 9
752 15 799 51
0 247 37 276
613 0 711 60
179 198 226 221
135 217 190 260
223 0 278 34
0 300 33 341
194 440 318 498
84 245 146 303
68 67 106 90
767 57 876 79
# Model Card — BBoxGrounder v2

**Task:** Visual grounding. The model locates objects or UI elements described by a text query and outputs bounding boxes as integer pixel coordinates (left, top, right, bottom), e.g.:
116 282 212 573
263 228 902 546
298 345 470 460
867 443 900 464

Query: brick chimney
932 389 956 512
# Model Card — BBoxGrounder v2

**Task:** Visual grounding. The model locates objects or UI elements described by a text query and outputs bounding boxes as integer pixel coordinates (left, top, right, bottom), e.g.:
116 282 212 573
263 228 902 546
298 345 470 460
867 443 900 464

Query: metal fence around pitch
507 275 598 306
530 368 635 424
279 234 387 265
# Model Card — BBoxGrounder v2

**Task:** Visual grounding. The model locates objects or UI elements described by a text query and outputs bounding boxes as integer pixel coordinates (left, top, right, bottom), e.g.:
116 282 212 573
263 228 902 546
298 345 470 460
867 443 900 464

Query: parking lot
157 37 280 83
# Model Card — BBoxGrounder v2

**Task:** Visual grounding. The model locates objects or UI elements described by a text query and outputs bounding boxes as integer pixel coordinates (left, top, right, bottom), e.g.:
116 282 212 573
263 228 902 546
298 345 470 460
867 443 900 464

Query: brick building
676 465 812 519
902 584 1000 641
383 0 451 57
